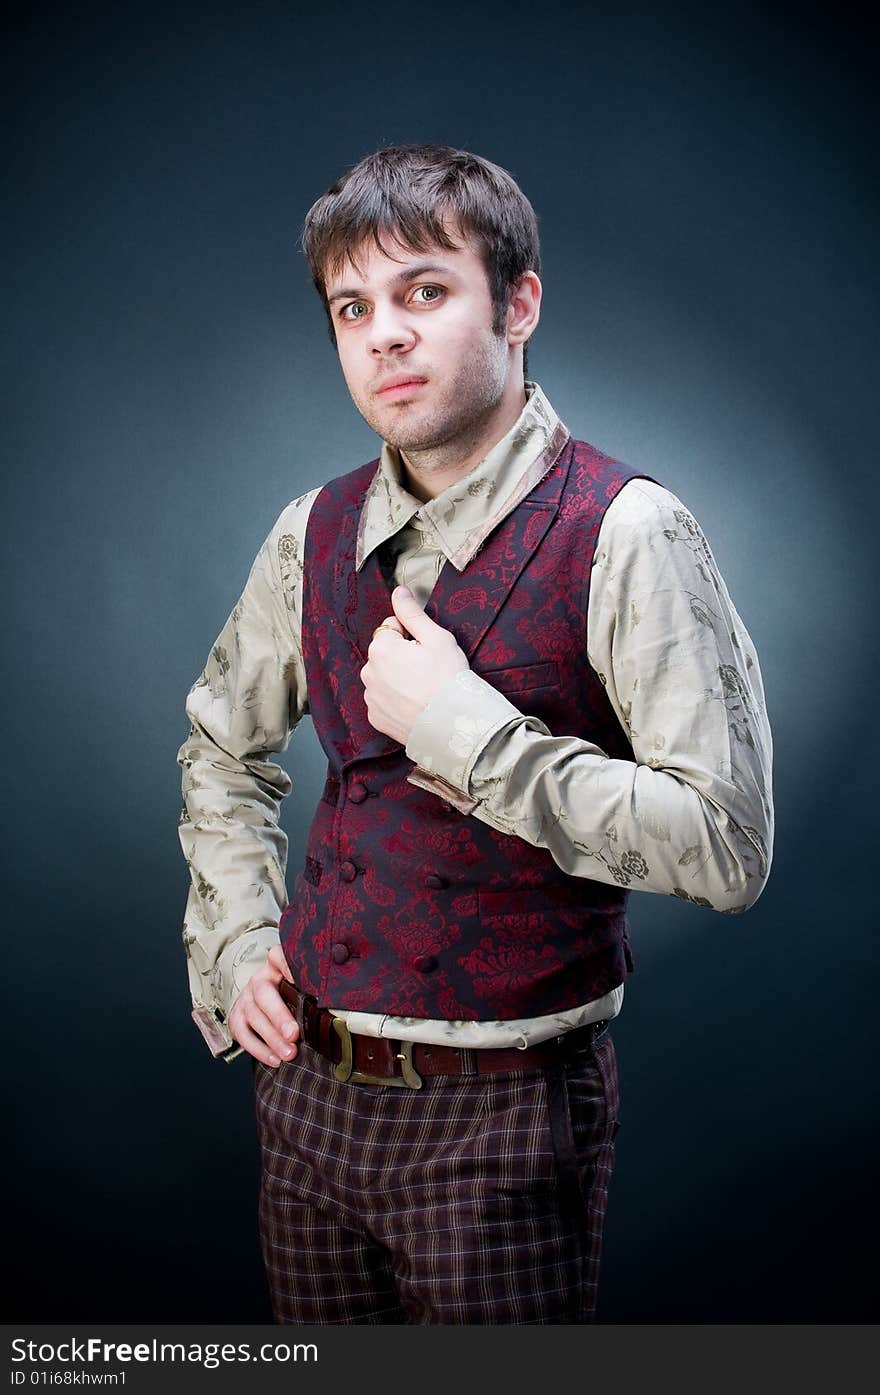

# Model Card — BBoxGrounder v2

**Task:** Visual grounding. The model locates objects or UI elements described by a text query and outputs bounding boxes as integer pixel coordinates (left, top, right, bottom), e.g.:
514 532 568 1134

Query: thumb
268 943 295 982
391 586 445 642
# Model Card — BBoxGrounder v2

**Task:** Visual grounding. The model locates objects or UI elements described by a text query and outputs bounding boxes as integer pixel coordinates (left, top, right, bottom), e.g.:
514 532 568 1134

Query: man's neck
398 385 528 503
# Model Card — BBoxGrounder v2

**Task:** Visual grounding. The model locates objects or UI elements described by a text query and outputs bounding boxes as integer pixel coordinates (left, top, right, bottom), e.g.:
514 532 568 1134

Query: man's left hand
360 586 469 745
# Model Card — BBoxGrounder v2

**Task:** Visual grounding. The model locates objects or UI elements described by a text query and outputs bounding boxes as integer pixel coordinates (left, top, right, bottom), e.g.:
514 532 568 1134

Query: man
178 145 773 1325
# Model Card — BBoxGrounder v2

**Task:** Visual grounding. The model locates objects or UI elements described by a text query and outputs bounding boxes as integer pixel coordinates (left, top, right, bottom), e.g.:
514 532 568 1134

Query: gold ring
371 623 400 639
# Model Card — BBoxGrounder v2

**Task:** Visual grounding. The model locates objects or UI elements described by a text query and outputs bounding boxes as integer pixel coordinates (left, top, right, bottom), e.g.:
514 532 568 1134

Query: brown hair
302 144 540 360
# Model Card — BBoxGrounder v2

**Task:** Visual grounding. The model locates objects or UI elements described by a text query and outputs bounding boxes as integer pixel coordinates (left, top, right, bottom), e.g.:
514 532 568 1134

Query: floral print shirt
179 385 773 1058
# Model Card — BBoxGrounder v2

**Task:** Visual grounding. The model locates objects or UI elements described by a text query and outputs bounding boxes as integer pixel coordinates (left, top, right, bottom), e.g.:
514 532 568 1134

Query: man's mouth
375 375 428 398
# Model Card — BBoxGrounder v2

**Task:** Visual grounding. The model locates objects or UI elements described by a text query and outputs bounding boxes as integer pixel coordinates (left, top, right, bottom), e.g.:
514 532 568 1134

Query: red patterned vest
279 436 647 1019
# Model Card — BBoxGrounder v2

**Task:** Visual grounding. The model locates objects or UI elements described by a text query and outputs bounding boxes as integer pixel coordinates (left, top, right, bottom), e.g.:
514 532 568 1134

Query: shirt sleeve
177 492 316 1057
405 479 773 913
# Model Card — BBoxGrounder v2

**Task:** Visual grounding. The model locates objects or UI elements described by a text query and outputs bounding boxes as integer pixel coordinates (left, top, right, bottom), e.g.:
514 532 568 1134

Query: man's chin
384 428 445 453
368 409 439 451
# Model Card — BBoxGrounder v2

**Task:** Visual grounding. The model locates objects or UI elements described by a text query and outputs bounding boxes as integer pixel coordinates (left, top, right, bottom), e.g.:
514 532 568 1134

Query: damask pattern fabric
178 385 773 1057
279 435 643 1020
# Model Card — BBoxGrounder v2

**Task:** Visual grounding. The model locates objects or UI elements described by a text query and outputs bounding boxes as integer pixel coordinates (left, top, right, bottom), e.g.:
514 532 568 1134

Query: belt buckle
331 1018 422 1089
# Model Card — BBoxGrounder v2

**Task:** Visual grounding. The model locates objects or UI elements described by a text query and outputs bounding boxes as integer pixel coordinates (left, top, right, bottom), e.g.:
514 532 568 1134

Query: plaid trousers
253 1028 620 1325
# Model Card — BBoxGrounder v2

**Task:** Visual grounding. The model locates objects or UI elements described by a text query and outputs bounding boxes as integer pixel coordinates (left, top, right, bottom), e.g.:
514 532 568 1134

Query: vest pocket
474 659 558 698
478 880 625 928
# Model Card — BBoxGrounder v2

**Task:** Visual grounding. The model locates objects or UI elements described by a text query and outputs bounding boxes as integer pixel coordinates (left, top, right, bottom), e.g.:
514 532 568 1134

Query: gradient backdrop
4 0 877 1323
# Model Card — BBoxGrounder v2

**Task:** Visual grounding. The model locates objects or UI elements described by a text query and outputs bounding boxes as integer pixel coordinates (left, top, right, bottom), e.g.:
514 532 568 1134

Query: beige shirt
179 384 773 1059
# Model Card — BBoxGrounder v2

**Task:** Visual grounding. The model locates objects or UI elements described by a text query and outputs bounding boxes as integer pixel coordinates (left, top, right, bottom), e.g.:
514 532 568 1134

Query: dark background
4 0 877 1323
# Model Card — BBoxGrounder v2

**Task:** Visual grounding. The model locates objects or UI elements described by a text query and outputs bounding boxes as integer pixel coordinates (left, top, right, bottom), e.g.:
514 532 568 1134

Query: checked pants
253 1028 620 1325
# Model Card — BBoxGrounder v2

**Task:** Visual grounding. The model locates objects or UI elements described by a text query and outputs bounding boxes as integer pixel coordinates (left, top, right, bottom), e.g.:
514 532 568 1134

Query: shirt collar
355 382 569 572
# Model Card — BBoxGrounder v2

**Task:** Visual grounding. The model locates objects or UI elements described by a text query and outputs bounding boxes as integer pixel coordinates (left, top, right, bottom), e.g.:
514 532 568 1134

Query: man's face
324 230 511 455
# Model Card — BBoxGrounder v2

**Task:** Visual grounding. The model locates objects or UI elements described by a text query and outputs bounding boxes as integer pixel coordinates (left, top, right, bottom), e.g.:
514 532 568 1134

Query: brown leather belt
279 980 607 1089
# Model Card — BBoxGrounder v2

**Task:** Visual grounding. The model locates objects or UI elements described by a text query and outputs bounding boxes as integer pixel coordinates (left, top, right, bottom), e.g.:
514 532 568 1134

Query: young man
178 145 773 1324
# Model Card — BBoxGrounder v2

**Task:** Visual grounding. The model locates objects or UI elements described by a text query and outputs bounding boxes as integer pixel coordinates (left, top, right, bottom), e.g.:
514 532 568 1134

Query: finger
229 996 291 1065
368 618 407 653
240 1001 299 1064
390 586 450 643
232 1017 291 1068
252 978 300 1042
375 614 406 637
267 943 295 982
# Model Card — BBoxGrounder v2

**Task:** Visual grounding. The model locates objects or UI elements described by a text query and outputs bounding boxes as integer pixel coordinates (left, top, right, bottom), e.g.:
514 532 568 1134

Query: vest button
331 943 350 964
339 860 358 881
412 954 437 974
348 781 368 804
423 873 446 890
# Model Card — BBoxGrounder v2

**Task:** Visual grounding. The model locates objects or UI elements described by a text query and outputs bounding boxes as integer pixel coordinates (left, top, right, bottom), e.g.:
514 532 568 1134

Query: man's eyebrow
326 263 459 305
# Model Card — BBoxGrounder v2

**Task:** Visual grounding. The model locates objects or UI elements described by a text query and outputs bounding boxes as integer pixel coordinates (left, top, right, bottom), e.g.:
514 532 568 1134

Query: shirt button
331 943 350 965
412 954 437 974
423 873 446 890
340 860 358 882
439 801 453 814
348 782 368 804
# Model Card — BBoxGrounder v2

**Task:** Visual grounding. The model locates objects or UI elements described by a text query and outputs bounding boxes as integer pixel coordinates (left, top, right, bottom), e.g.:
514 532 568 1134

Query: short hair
302 144 540 358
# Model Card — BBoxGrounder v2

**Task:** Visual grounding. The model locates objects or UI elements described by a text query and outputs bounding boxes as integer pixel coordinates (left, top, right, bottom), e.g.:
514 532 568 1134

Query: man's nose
368 302 416 356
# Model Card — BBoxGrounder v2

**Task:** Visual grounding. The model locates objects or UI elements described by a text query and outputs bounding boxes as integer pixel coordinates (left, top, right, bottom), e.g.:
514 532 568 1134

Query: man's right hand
228 944 300 1067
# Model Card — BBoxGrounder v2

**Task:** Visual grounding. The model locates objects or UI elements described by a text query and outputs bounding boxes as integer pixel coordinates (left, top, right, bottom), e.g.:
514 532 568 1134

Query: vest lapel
428 444 571 659
340 442 571 764
333 504 403 765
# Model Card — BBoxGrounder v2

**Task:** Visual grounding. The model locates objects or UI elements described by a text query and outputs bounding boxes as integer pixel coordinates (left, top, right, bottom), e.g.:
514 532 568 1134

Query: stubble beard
356 333 509 474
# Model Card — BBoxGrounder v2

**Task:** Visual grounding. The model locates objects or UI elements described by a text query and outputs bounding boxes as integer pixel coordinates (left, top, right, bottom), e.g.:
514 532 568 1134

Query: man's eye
341 302 369 320
412 286 443 304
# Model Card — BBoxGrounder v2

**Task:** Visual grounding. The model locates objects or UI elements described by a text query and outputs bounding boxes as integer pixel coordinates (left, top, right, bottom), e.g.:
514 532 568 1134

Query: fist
360 586 469 745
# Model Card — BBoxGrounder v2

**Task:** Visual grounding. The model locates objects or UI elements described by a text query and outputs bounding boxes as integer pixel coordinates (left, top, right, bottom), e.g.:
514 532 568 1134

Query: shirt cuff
192 925 281 1061
217 924 282 1011
405 669 526 800
191 1006 242 1061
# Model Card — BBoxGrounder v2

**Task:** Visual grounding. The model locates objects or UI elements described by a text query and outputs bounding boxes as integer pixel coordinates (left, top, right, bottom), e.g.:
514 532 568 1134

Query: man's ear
507 271 542 349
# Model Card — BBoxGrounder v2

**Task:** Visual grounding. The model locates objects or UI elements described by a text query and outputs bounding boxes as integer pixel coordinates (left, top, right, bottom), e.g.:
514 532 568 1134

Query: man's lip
375 376 428 395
